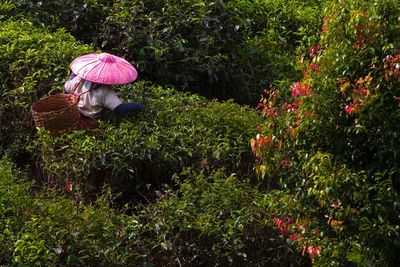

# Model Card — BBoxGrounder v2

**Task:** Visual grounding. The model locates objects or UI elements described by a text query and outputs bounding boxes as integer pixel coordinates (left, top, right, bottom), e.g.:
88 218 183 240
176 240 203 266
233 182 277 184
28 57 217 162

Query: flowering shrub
252 0 400 265
273 216 322 263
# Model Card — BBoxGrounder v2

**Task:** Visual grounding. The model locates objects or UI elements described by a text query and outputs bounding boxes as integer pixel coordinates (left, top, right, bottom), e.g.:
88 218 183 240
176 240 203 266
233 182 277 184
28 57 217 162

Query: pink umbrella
70 52 138 85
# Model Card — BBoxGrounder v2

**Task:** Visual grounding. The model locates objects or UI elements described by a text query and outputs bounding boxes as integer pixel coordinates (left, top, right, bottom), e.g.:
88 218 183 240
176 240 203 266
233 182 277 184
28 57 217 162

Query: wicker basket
31 93 80 134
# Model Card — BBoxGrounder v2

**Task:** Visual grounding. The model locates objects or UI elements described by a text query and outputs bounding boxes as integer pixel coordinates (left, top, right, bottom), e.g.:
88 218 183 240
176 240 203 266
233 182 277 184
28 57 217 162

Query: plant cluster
30 81 260 201
252 0 400 265
2 0 399 265
1 0 324 104
0 18 92 157
0 156 311 266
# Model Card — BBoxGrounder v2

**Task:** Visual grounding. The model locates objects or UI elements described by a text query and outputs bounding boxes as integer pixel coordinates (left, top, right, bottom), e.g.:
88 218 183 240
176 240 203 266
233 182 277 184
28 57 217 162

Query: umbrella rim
70 52 138 85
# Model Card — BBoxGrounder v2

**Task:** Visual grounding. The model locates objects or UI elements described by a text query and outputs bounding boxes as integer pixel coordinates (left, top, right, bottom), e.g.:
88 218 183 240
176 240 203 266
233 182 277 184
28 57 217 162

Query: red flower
65 176 72 192
289 234 299 241
274 218 289 236
310 63 320 72
266 107 279 117
306 245 322 260
309 45 321 57
283 158 291 167
290 82 312 97
322 18 329 31
274 218 282 227
345 105 355 115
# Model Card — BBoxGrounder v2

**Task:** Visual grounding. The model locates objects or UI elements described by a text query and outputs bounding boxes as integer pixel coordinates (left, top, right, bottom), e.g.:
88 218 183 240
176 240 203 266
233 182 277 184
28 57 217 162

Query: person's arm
64 73 79 93
103 87 144 114
113 102 144 114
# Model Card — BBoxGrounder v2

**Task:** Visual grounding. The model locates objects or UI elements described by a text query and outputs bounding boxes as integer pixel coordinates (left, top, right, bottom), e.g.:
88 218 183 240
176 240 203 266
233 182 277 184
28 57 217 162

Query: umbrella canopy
70 52 138 85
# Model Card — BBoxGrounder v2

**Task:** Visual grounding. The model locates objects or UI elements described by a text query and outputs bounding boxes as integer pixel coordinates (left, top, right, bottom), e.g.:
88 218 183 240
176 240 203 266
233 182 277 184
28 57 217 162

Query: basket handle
71 79 92 100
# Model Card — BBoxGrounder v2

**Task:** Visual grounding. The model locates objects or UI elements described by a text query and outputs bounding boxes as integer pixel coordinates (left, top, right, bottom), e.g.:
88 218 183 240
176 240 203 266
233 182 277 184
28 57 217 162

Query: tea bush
137 169 311 266
0 18 92 157
93 0 325 104
31 81 260 200
0 156 144 266
251 0 400 265
0 0 112 43
2 0 325 104
0 157 312 266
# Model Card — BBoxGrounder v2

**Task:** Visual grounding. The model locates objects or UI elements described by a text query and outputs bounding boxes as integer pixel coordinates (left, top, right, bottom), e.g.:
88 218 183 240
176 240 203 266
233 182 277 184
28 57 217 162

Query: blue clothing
114 102 144 115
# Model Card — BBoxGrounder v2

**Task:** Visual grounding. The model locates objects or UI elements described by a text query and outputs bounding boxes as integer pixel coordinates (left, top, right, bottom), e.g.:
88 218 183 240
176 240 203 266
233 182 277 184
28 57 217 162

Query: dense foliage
252 0 400 265
1 0 399 266
1 0 324 104
0 157 310 266
0 18 92 157
31 81 260 200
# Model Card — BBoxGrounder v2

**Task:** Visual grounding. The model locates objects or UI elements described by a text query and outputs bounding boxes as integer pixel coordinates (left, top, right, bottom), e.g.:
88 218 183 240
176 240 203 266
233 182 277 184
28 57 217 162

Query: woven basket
31 93 80 134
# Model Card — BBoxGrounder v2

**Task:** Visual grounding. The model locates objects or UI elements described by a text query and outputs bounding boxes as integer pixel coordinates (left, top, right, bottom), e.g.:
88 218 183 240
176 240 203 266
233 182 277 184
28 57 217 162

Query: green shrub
266 153 400 266
138 169 311 266
30 81 260 199
304 0 400 172
3 0 325 104
0 18 92 157
251 0 400 265
0 156 33 264
0 156 145 266
0 0 112 43
92 0 324 104
0 156 312 266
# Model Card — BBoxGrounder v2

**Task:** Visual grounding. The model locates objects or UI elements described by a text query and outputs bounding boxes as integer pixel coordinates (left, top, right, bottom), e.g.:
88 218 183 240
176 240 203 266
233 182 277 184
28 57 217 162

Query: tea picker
65 52 144 128
32 52 144 133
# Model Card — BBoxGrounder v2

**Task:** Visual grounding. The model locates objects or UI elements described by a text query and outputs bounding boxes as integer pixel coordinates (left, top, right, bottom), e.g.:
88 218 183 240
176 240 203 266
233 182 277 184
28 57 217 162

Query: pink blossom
274 218 289 236
306 245 322 260
266 107 279 117
283 99 301 113
345 105 355 115
289 234 299 241
274 218 283 228
310 63 319 72
309 45 320 57
290 82 312 97
358 88 369 96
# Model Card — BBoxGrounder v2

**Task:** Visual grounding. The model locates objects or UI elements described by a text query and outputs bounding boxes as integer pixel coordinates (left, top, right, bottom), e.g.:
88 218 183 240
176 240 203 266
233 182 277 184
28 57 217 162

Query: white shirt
64 75 122 119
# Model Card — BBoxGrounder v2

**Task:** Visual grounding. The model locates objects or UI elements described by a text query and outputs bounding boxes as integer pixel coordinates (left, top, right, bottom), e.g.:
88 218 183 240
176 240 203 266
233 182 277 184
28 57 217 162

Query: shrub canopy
0 18 92 156
251 0 400 265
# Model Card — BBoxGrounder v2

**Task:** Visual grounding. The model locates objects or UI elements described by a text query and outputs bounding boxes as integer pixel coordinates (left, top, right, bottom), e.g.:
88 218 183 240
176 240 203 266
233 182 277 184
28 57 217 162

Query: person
64 52 144 128
64 73 144 118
